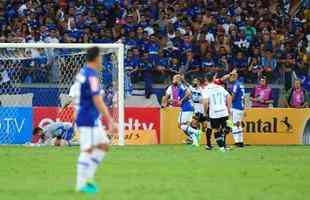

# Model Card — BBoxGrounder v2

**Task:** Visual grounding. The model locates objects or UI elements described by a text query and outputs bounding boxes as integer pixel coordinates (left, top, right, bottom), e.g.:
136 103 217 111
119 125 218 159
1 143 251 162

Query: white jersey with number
202 83 229 119
189 85 203 114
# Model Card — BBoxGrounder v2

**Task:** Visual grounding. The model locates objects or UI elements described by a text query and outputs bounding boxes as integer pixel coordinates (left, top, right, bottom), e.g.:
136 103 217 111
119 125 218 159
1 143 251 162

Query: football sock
76 152 92 190
89 149 106 181
220 129 227 148
223 129 229 148
205 128 212 147
214 131 224 148
186 126 199 145
180 124 192 138
232 126 239 143
237 127 244 147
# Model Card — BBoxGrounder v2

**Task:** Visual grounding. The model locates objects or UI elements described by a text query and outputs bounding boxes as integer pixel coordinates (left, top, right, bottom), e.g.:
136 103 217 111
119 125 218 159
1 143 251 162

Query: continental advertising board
160 108 310 145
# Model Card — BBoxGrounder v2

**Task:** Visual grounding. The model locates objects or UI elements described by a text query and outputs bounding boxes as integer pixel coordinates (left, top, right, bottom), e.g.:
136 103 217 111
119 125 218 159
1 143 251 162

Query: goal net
0 43 125 145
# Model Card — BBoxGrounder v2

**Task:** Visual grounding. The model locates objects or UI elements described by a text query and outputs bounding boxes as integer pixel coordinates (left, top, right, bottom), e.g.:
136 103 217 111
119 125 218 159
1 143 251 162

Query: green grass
0 145 310 200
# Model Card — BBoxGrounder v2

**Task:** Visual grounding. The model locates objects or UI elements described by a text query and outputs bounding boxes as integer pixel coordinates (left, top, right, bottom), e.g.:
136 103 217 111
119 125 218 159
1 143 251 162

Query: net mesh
0 47 120 144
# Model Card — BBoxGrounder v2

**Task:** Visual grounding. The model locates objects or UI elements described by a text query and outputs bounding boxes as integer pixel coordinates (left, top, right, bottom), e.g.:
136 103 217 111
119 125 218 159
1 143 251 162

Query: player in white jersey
188 78 211 146
202 73 232 152
42 121 74 146
190 78 203 114
74 47 118 194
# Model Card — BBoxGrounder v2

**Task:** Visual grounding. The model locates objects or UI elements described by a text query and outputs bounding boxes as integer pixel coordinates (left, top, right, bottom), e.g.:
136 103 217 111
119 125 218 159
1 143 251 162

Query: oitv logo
124 118 154 131
0 117 26 134
0 107 32 144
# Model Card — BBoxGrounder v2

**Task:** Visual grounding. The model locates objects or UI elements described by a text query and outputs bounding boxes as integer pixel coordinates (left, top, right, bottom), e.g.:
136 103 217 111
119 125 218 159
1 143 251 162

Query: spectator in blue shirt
201 51 216 72
125 30 137 48
167 57 181 75
33 51 49 83
248 57 263 83
231 51 248 78
180 34 193 54
180 50 198 73
261 50 278 82
146 35 160 64
140 51 154 98
135 27 147 51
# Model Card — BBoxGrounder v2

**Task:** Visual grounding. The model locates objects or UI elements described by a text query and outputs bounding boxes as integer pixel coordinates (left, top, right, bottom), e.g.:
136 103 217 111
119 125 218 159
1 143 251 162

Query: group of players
163 69 246 151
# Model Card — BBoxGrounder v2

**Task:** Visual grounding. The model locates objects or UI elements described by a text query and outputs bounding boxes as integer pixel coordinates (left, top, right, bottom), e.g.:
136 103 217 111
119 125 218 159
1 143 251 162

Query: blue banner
0 107 33 144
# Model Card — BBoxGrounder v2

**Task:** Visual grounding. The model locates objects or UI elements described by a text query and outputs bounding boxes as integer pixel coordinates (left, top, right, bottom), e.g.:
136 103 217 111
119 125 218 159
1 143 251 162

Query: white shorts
193 103 204 114
78 121 110 151
232 108 244 124
178 111 194 124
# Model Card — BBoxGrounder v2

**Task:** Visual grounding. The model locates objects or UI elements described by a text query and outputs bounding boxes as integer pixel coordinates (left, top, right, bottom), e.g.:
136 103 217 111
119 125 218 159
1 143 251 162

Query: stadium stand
0 0 309 106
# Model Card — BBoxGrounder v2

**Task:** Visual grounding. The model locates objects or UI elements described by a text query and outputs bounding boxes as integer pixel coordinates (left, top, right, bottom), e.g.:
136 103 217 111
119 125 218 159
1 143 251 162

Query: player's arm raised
226 93 232 115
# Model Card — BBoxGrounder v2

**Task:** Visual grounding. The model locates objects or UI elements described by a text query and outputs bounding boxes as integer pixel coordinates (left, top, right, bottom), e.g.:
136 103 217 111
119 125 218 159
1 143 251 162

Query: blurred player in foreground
202 73 232 152
74 47 118 193
229 70 245 147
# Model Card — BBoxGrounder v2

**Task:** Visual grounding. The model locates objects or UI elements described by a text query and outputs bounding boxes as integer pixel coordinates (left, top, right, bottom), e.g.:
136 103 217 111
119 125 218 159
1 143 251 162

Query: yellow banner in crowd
160 108 310 145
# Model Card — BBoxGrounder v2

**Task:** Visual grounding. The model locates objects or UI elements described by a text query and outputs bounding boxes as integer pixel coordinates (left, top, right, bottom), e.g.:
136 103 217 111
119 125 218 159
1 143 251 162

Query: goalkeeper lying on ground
29 122 77 147
42 121 76 146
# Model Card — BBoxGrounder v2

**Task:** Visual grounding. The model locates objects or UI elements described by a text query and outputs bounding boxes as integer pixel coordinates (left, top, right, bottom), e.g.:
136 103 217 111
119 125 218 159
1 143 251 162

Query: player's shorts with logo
178 111 194 124
78 119 110 151
210 116 229 129
232 108 244 123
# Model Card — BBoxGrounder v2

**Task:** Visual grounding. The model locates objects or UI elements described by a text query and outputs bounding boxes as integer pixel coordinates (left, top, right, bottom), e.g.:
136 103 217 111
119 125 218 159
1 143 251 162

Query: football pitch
0 145 309 200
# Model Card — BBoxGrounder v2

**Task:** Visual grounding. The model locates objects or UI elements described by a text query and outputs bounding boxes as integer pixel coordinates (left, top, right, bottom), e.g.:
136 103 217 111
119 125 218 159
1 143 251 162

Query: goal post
0 43 125 145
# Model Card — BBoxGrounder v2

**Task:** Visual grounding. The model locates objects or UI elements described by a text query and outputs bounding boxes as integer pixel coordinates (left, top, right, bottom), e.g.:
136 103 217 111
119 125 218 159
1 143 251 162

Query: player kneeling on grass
41 121 75 146
202 73 232 152
29 122 74 147
74 47 118 194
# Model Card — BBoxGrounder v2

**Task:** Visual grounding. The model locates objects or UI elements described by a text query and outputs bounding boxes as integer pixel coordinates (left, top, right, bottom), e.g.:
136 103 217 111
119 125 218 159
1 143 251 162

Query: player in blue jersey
229 70 245 147
178 75 201 146
74 47 118 193
163 75 200 146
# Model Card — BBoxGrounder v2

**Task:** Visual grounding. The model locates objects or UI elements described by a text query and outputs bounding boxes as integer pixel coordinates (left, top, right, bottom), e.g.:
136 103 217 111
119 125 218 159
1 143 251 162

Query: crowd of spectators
0 0 309 97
